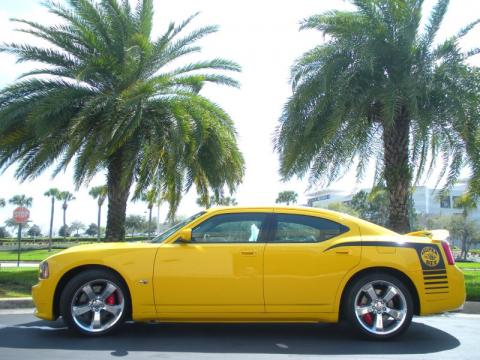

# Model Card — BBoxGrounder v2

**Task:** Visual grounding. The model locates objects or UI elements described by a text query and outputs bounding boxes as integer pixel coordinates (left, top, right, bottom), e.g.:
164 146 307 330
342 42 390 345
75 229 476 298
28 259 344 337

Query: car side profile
32 206 465 339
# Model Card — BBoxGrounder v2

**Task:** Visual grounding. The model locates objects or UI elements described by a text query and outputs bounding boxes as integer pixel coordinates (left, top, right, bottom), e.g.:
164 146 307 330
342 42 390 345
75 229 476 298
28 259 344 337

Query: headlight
39 261 49 279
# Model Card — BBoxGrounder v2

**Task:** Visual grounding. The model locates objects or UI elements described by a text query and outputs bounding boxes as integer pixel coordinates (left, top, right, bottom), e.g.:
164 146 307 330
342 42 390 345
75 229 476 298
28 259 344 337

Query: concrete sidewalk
0 261 40 268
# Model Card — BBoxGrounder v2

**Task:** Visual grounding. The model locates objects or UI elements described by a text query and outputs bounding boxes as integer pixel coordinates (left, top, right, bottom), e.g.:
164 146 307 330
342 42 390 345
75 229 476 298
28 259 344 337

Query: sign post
13 207 30 267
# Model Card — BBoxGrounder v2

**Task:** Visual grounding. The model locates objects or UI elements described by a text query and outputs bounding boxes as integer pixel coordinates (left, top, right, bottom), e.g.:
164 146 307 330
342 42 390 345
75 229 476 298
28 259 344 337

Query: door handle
240 250 256 256
335 249 352 255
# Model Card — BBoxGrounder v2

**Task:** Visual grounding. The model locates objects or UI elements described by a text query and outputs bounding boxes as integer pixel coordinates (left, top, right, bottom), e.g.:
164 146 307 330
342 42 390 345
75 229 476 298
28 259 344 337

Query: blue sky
0 0 479 234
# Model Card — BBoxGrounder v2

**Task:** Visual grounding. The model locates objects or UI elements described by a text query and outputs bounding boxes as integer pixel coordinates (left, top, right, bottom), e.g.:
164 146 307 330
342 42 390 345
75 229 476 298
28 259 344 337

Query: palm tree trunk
48 197 54 252
148 206 153 239
62 206 66 240
105 149 133 241
97 203 101 242
383 108 411 233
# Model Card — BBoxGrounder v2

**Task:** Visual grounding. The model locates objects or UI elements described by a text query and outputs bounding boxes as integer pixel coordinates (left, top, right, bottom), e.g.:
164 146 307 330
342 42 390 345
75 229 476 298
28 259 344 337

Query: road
0 311 478 360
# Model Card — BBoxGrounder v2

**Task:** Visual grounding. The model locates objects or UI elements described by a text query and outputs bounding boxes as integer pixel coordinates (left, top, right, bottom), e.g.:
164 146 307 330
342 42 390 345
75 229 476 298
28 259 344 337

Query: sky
0 0 479 235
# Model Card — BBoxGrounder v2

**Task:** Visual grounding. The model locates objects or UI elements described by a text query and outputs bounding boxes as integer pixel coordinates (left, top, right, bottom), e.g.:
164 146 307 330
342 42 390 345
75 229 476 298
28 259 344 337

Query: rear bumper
420 265 465 315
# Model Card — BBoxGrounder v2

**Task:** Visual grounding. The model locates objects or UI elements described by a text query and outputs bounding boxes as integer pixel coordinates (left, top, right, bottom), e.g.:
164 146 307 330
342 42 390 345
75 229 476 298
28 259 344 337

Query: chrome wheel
354 280 408 336
70 279 125 333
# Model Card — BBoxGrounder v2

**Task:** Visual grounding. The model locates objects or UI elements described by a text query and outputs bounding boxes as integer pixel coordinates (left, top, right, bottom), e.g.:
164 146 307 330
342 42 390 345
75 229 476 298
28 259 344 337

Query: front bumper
32 280 55 320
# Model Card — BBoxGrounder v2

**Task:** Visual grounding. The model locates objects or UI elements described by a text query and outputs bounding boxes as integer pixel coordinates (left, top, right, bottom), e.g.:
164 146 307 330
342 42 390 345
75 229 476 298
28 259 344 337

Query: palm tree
274 0 480 233
275 191 298 206
89 185 107 242
9 194 33 207
140 188 158 240
44 188 60 251
59 191 75 239
0 0 244 241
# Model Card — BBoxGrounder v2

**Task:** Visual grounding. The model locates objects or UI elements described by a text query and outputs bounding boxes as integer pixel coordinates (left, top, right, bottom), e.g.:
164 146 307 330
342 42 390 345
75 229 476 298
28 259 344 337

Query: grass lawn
0 268 37 298
0 249 62 261
456 261 480 270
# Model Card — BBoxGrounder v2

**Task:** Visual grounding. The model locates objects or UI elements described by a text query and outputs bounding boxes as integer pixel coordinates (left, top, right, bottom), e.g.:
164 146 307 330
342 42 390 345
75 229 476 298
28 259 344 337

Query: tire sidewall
345 272 414 340
60 269 130 336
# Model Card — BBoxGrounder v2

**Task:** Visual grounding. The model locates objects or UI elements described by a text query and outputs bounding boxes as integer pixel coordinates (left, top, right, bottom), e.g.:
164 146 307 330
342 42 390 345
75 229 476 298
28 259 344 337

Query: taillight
441 241 455 265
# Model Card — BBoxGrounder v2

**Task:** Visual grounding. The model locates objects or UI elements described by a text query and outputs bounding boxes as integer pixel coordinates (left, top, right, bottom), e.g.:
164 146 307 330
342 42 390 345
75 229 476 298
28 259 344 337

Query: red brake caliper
363 312 373 326
105 291 116 305
358 297 373 326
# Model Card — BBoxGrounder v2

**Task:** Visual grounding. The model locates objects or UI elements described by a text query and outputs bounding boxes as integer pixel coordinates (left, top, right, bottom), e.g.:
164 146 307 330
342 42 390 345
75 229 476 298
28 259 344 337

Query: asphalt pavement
0 310 478 360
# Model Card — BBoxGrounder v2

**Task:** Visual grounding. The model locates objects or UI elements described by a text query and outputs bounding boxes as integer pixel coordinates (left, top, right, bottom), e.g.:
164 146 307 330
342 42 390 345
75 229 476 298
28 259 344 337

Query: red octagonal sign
13 207 30 224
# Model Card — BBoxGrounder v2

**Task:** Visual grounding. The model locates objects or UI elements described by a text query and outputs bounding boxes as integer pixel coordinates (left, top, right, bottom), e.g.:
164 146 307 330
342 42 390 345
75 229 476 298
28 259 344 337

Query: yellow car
32 206 465 339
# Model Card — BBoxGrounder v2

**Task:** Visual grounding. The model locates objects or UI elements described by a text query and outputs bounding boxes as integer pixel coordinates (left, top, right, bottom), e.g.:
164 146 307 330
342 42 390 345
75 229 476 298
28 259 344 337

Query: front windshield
150 211 206 243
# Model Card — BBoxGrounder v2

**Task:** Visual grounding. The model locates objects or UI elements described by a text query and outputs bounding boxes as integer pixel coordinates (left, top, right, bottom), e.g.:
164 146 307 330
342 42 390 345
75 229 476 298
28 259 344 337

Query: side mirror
178 228 192 242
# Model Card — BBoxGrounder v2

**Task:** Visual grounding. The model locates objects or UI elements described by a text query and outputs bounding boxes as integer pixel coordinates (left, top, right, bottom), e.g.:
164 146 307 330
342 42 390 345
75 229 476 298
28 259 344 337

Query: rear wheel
60 269 129 336
345 272 413 340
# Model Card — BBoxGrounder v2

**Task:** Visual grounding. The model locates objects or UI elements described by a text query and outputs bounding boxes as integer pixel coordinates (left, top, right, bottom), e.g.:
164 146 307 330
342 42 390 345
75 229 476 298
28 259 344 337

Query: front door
153 211 270 313
264 210 361 313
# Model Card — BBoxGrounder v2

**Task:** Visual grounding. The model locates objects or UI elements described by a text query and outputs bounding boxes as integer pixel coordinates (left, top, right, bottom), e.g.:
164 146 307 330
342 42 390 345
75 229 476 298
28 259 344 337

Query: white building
307 179 480 221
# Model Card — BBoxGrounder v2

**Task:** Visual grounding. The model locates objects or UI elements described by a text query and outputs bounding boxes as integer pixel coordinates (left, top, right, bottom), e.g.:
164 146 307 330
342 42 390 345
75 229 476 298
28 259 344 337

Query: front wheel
60 269 129 336
345 272 413 340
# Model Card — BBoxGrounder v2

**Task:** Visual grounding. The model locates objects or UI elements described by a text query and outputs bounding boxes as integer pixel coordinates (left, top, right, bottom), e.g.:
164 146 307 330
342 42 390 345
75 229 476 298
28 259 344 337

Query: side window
272 214 348 243
192 213 268 243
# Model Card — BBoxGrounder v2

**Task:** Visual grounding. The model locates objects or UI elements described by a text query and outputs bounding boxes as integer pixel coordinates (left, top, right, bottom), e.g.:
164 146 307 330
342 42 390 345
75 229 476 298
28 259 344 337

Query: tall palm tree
44 188 61 251
0 0 244 241
89 185 108 241
140 188 158 239
275 191 298 206
59 191 75 239
275 0 480 233
9 194 33 207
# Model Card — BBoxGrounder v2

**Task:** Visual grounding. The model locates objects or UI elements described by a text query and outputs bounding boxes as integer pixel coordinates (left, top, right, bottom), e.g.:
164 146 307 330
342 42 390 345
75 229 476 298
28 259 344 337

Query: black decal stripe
324 241 416 252
425 291 449 294
424 281 449 285
423 275 447 280
423 270 447 275
425 286 449 289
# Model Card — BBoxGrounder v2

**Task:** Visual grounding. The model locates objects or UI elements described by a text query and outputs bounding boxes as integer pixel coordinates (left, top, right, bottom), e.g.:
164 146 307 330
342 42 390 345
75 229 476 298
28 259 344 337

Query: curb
0 297 34 309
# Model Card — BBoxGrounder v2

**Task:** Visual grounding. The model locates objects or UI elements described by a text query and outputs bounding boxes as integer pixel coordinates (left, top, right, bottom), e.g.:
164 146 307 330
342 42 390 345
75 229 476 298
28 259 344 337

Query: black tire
60 269 130 336
344 272 413 340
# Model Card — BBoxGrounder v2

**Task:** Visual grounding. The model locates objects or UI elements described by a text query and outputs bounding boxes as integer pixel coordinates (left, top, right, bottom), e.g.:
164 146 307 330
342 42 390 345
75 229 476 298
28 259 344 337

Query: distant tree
350 188 389 227
327 202 359 217
275 191 298 206
27 224 42 238
197 192 238 209
125 215 147 237
0 226 10 238
85 223 99 237
9 194 33 207
449 216 480 260
58 225 71 238
59 191 75 239
89 185 107 241
44 188 61 251
0 198 5 207
70 221 85 237
4 218 30 236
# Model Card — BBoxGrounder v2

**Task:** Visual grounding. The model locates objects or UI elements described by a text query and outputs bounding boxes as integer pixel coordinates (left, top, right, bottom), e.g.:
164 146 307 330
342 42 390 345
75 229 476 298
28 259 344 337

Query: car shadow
0 319 460 356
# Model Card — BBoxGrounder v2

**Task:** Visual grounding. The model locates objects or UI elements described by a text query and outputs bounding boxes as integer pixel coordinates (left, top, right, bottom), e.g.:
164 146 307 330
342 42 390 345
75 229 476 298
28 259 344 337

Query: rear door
263 209 361 313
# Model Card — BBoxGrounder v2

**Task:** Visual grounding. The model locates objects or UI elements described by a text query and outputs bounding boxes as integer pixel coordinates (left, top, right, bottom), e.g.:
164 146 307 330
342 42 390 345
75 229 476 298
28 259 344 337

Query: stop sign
13 207 30 223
